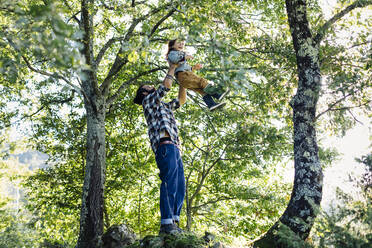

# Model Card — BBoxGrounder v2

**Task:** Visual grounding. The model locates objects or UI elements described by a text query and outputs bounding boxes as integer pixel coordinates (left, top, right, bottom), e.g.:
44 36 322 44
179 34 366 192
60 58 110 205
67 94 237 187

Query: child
167 39 228 111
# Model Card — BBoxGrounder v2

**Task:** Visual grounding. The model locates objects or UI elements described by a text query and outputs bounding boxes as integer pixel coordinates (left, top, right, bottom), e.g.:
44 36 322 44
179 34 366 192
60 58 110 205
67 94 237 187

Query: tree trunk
186 204 192 231
186 179 193 231
77 90 106 248
254 0 323 247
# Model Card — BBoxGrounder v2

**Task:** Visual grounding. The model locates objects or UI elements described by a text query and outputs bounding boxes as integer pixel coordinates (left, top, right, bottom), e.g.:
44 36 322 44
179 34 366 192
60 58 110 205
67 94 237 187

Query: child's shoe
202 95 226 111
212 88 230 101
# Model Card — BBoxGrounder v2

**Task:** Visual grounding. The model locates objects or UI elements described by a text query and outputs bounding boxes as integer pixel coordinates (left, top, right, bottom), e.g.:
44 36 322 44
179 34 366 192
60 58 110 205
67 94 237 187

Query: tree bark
76 0 107 246
77 90 106 248
254 0 323 247
186 187 193 231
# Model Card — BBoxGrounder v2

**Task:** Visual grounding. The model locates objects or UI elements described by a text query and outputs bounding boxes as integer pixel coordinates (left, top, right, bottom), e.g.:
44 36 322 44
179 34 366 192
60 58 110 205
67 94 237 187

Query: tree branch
317 101 370 120
67 11 81 24
190 149 227 204
315 91 371 120
99 3 172 96
314 0 372 44
0 6 16 14
316 91 354 120
148 8 176 38
81 0 99 96
106 66 167 107
185 136 208 154
4 31 93 107
24 56 80 91
5 91 75 128
62 0 80 24
98 0 146 10
7 39 83 95
191 196 237 210
99 0 117 10
125 3 171 41
95 37 123 67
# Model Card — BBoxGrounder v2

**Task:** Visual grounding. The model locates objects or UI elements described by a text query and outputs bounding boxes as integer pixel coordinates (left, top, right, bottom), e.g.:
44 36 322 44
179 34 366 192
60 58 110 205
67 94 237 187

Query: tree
254 0 371 247
2 0 265 245
0 0 179 246
2 0 256 246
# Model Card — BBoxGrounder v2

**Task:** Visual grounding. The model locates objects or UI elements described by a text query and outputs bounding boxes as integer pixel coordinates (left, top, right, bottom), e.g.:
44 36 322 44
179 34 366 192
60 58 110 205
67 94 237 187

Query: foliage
178 100 292 239
276 221 313 248
1 0 294 244
314 192 372 248
275 152 372 248
0 215 37 248
127 233 207 248
313 153 372 248
24 161 82 246
0 145 39 247
0 0 371 246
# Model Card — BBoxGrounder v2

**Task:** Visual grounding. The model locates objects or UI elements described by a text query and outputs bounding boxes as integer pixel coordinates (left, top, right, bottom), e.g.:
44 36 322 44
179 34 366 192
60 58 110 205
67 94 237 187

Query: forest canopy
0 0 371 247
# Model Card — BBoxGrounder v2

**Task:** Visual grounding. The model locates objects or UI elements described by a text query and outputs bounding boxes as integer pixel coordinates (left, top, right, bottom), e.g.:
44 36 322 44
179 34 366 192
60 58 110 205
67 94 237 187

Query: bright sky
318 0 372 207
321 116 371 208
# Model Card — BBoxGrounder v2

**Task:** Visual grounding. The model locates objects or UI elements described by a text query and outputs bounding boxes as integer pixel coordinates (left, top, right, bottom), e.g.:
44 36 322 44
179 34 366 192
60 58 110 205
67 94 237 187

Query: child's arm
192 63 203 71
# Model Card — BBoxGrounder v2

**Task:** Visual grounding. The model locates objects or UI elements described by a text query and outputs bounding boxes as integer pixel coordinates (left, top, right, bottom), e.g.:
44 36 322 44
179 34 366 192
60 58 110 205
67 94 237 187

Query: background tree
1 1 262 246
254 0 371 247
1 0 181 246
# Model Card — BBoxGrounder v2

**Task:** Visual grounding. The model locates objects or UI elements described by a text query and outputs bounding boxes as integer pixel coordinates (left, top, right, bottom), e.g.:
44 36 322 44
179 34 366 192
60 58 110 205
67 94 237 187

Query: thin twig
347 109 363 124
314 0 372 44
5 91 75 128
316 91 354 120
62 0 80 24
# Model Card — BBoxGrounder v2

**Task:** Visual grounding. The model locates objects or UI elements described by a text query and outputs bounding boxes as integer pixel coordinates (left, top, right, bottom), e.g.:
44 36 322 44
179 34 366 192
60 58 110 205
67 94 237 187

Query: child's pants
176 71 209 95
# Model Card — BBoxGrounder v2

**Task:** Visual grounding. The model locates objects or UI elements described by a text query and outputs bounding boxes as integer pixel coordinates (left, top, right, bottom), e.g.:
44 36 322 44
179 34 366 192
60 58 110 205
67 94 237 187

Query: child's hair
166 39 177 58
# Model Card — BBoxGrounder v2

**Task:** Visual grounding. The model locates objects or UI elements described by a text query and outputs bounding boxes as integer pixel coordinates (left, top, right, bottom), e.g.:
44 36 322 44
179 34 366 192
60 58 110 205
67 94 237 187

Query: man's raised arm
163 63 178 89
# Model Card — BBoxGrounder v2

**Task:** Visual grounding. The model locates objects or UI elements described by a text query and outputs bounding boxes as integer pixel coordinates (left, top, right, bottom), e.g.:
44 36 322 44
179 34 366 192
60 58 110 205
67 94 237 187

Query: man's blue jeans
155 144 185 225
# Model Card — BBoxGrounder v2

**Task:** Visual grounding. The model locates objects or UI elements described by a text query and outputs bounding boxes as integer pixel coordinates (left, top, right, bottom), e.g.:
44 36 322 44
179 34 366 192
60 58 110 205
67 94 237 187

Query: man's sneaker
174 221 185 233
175 225 184 233
209 102 226 111
159 224 182 235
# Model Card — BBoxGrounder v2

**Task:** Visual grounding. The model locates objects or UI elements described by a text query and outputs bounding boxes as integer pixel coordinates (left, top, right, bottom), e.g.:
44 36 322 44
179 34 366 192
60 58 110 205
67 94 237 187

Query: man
133 63 186 235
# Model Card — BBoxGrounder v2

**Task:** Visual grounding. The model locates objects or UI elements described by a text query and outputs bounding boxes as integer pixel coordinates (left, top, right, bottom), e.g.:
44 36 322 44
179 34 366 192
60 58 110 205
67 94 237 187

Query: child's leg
177 71 209 94
177 71 225 111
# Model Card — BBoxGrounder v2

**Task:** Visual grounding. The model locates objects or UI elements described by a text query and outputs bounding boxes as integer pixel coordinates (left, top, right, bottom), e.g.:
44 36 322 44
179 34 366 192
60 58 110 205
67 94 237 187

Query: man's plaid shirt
142 84 181 154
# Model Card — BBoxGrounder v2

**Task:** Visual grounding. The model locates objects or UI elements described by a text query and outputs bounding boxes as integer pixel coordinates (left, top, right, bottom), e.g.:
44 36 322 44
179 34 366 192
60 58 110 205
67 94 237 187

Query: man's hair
133 85 147 105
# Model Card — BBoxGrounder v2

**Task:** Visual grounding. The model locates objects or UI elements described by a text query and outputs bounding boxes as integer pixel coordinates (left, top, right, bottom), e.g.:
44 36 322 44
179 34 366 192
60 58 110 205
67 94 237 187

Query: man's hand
163 62 178 89
192 63 203 71
168 60 178 69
